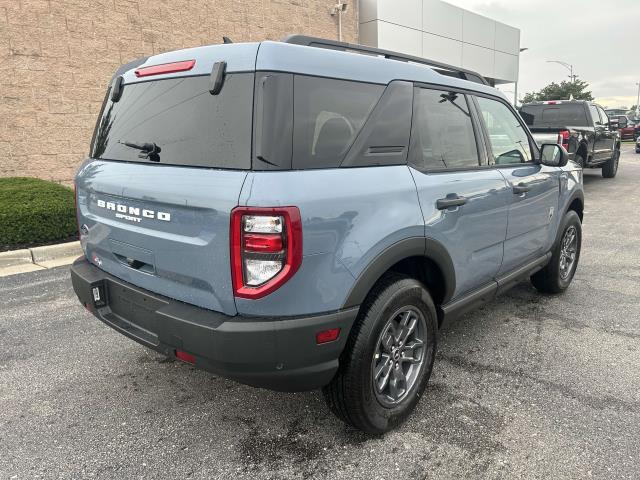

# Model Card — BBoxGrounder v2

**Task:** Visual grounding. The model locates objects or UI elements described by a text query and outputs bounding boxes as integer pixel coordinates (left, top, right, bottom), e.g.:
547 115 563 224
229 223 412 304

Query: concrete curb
0 241 82 277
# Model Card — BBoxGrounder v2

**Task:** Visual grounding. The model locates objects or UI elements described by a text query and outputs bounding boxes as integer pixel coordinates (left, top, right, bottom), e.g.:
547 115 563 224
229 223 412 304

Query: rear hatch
75 45 258 315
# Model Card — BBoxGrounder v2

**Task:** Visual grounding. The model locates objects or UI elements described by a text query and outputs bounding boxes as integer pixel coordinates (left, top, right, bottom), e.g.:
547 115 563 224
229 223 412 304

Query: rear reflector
135 60 196 77
316 328 341 344
175 350 196 364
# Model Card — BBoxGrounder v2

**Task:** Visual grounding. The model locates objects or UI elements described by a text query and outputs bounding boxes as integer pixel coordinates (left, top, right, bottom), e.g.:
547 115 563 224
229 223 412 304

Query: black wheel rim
371 306 427 407
559 225 578 280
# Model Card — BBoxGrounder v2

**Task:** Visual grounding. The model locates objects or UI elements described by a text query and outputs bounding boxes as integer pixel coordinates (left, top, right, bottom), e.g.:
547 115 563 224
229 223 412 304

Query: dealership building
0 0 520 184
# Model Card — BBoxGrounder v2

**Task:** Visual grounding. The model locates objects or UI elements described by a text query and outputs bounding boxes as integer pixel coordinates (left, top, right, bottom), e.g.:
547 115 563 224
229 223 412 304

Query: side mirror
539 143 568 167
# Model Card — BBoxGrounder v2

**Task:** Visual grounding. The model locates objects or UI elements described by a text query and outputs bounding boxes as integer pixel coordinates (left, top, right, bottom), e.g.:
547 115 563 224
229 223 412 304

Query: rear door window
409 88 480 171
92 73 254 169
588 105 602 125
597 107 609 125
292 76 384 169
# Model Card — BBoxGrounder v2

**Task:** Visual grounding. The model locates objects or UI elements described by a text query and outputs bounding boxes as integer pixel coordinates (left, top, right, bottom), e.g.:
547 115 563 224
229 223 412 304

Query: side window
292 76 384 169
410 88 479 170
476 96 533 165
589 105 601 125
597 107 609 125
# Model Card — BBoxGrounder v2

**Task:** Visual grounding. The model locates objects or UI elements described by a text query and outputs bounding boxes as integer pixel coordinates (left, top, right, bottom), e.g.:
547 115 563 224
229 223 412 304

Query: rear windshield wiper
119 140 161 162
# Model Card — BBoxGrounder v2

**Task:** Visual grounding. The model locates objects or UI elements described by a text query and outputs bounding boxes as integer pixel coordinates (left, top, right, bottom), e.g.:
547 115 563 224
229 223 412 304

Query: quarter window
292 76 384 169
410 88 479 170
476 96 533 164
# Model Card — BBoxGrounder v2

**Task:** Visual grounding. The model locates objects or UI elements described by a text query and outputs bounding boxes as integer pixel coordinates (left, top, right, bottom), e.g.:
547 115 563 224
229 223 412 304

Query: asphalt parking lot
2 144 639 480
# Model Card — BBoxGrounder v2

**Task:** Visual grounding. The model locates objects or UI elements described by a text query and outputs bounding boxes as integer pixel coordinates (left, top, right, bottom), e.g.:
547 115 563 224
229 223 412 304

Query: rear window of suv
91 73 253 169
519 104 589 127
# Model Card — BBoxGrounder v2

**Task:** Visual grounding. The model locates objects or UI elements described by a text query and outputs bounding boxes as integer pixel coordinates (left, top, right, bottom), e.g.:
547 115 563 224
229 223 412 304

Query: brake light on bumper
231 207 302 299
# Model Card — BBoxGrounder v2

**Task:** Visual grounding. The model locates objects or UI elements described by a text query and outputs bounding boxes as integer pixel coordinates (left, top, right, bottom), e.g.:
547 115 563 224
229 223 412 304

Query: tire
531 210 582 294
602 148 620 178
323 273 437 434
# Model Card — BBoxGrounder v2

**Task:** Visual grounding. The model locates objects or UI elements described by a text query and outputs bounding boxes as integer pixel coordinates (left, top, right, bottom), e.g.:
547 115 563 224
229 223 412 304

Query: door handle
512 183 531 194
436 195 467 210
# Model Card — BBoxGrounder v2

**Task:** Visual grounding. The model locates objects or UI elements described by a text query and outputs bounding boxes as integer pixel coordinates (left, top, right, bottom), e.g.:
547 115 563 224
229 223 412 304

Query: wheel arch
565 190 584 222
576 141 589 162
342 237 456 313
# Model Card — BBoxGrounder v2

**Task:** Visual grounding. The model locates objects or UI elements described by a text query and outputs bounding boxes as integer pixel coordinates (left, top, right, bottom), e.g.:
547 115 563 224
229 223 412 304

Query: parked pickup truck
519 100 620 178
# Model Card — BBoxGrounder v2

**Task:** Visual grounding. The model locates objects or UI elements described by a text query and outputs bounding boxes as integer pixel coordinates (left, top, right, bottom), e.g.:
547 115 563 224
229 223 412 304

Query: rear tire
531 210 581 294
602 148 620 178
323 273 437 434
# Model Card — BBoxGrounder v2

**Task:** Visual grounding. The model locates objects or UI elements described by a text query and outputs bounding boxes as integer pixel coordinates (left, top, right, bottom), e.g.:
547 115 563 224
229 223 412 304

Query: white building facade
359 0 521 87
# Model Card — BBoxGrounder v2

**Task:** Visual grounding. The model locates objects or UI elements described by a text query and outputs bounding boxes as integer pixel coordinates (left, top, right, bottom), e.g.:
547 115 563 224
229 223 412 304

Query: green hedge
0 177 77 249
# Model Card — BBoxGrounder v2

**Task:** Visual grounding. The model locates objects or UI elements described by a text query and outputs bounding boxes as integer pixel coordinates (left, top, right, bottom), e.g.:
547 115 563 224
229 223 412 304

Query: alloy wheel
559 225 578 280
371 306 427 407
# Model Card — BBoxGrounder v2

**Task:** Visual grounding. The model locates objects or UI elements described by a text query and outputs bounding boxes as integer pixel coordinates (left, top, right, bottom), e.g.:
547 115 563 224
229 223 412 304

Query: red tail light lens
231 206 302 299
243 233 283 252
73 180 82 239
557 129 570 149
134 59 196 77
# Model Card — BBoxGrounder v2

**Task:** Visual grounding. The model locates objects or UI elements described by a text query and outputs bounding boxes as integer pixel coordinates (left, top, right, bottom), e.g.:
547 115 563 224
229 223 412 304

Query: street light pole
547 60 576 82
636 82 639 117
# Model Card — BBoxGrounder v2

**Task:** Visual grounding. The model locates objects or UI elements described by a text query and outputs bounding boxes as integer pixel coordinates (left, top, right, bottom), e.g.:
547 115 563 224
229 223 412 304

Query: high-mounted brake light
231 206 302 299
134 59 196 77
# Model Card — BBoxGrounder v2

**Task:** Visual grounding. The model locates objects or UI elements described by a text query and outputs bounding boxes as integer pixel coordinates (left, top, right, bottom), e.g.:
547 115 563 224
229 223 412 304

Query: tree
521 80 594 103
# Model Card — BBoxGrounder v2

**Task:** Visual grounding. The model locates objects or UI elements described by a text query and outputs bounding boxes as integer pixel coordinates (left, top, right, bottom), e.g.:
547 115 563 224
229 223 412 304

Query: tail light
73 180 82 239
557 129 570 150
230 206 302 299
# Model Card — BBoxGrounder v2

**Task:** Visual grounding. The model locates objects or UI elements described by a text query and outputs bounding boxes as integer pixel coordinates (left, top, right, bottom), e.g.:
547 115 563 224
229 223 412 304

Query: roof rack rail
282 35 489 86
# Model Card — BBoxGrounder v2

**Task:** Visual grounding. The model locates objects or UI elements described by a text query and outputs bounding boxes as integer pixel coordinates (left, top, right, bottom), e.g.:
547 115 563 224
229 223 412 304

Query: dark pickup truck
519 100 620 178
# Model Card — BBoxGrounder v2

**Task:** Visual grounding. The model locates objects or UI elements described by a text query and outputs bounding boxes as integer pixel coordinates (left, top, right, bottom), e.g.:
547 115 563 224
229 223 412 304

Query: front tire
531 210 582 293
602 148 620 178
323 273 437 434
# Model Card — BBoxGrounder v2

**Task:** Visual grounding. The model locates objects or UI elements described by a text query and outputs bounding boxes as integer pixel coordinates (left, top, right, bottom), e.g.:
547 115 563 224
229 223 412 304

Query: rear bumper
70 257 358 391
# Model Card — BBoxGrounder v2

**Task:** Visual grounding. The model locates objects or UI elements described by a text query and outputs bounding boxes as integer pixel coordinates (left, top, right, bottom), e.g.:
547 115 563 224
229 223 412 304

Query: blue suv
71 36 584 433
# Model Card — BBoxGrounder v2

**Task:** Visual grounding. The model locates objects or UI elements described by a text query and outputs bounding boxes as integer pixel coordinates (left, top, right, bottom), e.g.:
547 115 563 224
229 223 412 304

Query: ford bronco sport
71 36 584 434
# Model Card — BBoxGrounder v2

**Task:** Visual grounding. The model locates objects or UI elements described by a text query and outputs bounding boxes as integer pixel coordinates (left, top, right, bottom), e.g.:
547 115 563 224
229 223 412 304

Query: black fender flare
564 188 584 220
342 237 456 309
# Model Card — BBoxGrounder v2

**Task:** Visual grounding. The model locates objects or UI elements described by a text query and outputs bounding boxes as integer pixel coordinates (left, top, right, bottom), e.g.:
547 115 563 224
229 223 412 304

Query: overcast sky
446 0 640 108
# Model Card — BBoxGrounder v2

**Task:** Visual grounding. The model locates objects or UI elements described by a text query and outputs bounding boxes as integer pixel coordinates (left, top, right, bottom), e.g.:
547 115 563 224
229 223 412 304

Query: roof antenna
223 36 233 44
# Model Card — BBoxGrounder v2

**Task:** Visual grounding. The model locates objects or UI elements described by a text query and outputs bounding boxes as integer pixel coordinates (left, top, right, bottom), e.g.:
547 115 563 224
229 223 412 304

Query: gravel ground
1 144 639 479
